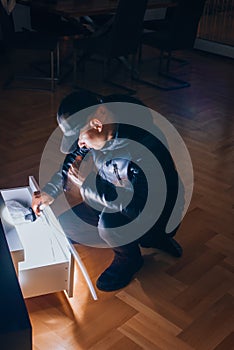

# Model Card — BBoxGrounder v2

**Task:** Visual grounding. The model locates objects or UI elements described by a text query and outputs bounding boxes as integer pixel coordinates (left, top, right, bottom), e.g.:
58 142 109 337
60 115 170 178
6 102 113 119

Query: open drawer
0 177 97 300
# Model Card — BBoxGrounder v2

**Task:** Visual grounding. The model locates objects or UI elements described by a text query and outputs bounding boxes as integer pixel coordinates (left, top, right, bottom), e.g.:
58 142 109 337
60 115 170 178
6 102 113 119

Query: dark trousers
58 201 180 260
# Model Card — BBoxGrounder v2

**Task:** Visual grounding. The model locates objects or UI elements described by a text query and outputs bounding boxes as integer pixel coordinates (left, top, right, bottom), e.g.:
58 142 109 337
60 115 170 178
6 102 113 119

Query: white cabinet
0 177 74 299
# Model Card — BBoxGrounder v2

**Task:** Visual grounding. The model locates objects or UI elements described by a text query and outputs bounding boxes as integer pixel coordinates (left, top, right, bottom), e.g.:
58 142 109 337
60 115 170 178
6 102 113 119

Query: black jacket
43 123 182 226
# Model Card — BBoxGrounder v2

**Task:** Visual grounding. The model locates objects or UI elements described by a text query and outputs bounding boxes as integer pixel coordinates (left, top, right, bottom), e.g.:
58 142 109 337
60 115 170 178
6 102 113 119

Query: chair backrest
0 3 15 42
167 0 206 50
108 0 148 58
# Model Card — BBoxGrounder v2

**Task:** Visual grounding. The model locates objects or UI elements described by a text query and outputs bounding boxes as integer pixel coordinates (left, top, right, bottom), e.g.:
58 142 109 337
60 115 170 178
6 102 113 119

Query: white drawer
0 178 74 299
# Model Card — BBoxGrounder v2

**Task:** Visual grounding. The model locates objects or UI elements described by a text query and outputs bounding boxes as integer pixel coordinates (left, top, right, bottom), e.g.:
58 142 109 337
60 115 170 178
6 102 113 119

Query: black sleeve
42 147 90 199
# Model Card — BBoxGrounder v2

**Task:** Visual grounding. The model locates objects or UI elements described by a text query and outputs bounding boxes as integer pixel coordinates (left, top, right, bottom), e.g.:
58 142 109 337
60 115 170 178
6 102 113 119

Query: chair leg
28 40 74 86
133 48 191 91
166 51 172 72
134 71 190 91
72 50 88 89
3 46 57 92
103 58 136 95
167 55 189 67
50 50 55 92
131 54 136 79
56 42 60 79
159 49 164 72
73 49 77 85
73 54 136 95
138 41 143 66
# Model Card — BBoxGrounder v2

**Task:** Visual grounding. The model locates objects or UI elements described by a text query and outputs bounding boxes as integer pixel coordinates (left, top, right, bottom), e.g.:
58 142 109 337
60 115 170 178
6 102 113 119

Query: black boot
96 243 144 292
140 234 183 257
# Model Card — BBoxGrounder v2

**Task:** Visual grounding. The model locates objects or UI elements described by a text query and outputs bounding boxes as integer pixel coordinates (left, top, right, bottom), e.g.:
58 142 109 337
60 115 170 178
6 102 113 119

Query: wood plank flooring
0 45 233 349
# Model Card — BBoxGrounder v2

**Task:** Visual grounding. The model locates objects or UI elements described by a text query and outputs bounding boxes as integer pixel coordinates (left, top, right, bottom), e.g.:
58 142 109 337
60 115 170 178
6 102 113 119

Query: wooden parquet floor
0 45 233 349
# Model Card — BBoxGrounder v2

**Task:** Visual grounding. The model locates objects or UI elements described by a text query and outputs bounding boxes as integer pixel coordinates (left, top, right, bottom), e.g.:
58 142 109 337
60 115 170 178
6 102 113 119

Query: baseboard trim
194 38 234 59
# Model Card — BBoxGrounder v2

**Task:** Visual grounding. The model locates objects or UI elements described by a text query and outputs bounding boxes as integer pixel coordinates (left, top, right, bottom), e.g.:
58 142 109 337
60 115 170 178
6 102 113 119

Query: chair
80 14 115 32
143 6 176 32
73 0 148 94
29 7 91 83
141 5 190 68
137 0 206 90
0 2 58 91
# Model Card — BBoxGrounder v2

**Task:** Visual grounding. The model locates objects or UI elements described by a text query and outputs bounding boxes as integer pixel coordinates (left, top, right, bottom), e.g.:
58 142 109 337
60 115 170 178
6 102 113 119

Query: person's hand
67 154 88 187
68 160 85 187
32 191 54 216
67 153 94 189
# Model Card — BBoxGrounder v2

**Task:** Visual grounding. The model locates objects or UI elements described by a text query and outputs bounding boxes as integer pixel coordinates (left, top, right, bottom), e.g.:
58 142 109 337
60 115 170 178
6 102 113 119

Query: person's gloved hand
6 200 37 225
32 191 54 216
67 153 94 188
68 159 85 187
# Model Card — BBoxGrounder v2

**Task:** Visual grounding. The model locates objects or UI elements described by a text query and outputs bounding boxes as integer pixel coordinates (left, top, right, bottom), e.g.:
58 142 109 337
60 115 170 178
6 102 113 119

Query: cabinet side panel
19 262 69 298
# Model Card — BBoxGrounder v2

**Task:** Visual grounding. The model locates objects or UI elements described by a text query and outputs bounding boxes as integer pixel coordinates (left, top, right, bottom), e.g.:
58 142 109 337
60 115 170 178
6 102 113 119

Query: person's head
57 90 116 153
57 90 148 153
